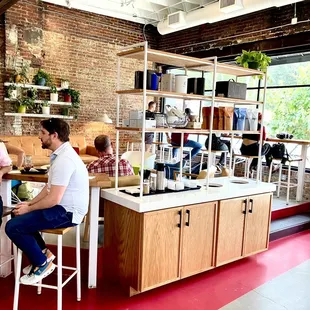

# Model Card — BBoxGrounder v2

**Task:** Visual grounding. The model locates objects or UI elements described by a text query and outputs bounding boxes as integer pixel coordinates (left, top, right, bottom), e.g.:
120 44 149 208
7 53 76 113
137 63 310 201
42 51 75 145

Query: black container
134 70 157 90
187 78 196 94
187 77 205 95
216 80 247 100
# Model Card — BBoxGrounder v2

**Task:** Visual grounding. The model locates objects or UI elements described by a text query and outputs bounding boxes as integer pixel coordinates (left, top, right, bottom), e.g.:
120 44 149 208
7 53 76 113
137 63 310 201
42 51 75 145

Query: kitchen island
101 177 276 296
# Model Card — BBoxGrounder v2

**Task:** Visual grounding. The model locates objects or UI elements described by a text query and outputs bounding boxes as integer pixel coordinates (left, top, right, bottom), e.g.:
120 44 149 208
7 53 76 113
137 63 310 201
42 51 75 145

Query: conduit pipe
157 0 304 35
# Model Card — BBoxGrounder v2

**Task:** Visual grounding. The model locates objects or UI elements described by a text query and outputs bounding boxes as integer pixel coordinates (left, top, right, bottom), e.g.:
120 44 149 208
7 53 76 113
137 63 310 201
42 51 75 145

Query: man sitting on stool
6 118 89 284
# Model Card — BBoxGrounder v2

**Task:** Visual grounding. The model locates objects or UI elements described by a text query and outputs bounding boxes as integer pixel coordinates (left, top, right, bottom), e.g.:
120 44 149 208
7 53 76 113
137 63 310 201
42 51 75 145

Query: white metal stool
200 149 229 170
126 139 142 151
232 154 263 178
13 225 81 310
268 157 302 204
0 207 17 277
169 145 192 172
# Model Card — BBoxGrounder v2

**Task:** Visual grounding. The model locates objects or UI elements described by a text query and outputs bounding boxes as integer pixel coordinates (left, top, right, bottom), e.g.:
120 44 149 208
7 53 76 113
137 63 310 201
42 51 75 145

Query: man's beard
41 139 51 149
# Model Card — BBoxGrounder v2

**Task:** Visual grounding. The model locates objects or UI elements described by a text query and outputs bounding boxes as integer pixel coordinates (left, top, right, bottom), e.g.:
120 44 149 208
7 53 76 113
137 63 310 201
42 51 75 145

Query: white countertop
101 177 276 213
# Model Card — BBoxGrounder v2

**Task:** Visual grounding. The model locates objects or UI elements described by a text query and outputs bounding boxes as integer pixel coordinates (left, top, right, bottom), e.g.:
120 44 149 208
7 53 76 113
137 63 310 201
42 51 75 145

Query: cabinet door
141 207 182 291
181 202 217 278
243 193 272 256
216 197 247 266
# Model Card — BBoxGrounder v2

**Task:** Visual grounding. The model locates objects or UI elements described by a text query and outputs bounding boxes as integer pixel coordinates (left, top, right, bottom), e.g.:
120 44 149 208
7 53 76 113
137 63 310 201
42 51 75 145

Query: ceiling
42 0 218 25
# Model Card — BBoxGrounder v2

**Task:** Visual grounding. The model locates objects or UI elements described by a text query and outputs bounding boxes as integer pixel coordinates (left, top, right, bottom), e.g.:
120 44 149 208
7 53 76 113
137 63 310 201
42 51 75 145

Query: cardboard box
186 121 202 129
130 119 156 128
161 74 175 92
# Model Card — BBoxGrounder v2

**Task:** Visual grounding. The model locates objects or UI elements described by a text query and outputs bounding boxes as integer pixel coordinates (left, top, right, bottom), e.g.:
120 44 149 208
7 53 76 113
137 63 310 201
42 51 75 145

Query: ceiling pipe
157 0 304 35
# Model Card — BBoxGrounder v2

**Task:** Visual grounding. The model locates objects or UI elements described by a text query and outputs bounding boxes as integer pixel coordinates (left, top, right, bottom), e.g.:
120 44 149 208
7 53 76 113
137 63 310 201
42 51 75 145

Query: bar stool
268 157 302 204
152 142 169 162
126 139 142 151
0 207 17 277
232 154 263 178
200 148 229 171
13 225 81 310
169 145 192 172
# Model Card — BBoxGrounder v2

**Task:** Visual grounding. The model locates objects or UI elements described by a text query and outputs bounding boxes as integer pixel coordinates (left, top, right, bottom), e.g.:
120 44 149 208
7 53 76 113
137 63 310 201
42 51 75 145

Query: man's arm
28 184 49 205
13 185 66 216
0 166 12 182
5 144 25 168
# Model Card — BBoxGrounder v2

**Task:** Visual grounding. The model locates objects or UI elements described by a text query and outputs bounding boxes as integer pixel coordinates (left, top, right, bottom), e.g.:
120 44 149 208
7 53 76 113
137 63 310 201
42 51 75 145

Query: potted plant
7 84 17 99
61 79 69 89
63 88 71 103
27 87 38 100
69 88 80 119
15 97 33 114
235 50 271 78
41 100 50 115
50 85 58 102
12 64 29 84
33 69 51 86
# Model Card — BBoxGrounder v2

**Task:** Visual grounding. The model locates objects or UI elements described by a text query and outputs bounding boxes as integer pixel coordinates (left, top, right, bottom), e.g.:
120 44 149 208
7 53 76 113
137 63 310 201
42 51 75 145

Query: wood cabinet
104 193 272 295
180 202 217 278
141 207 182 290
215 193 272 266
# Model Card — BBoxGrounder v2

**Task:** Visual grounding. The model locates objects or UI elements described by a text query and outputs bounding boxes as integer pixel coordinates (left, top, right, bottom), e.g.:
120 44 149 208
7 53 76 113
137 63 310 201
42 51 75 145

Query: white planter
11 90 17 99
42 106 50 115
50 93 58 102
61 81 69 89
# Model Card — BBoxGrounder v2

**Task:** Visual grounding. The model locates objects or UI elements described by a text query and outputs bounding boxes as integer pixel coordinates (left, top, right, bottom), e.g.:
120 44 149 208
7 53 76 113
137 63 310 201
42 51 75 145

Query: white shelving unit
115 41 267 197
4 98 71 106
4 82 64 91
4 113 73 119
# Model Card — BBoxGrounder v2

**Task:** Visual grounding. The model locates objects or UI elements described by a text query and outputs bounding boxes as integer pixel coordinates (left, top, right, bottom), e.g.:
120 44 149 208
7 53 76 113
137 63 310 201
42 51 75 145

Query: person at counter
240 112 272 173
145 101 156 152
87 134 134 177
5 118 89 285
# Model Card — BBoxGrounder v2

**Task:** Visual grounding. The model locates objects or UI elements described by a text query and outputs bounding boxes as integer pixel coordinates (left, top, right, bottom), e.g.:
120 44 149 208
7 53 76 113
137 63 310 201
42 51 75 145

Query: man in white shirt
6 118 89 285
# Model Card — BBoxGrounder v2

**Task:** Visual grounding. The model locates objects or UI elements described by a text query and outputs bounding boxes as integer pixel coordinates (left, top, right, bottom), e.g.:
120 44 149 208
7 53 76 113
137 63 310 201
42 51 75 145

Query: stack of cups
175 75 188 93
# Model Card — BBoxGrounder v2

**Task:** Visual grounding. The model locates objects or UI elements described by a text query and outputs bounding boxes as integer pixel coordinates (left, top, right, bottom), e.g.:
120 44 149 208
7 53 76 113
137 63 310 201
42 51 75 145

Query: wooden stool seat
41 227 73 235
233 154 261 159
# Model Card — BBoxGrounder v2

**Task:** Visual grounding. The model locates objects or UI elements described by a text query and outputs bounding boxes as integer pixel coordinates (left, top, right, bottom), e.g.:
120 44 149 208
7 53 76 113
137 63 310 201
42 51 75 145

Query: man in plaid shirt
87 135 134 177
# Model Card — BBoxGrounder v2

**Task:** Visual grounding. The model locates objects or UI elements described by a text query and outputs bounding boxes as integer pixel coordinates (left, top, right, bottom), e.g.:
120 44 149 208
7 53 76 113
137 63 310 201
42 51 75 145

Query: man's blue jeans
172 139 202 160
5 205 76 267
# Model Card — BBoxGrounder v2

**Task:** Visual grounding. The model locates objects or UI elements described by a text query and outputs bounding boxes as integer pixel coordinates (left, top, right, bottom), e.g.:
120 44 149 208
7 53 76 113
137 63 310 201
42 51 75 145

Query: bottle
150 173 157 192
156 163 166 192
143 179 150 195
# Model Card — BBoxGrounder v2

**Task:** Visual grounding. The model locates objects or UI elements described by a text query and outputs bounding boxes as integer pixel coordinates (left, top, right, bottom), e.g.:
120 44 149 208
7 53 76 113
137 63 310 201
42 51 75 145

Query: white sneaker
20 261 56 285
23 249 55 275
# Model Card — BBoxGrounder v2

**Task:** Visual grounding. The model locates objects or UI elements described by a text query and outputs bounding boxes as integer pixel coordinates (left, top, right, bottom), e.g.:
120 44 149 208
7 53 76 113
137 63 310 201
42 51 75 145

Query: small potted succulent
41 100 50 115
235 50 271 79
50 85 58 102
61 79 69 89
7 84 17 99
33 69 51 86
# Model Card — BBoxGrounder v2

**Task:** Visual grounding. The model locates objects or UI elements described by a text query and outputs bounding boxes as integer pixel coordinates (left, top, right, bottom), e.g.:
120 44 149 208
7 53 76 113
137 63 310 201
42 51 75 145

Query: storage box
161 74 175 92
122 119 130 127
129 110 143 120
216 80 247 100
130 119 156 128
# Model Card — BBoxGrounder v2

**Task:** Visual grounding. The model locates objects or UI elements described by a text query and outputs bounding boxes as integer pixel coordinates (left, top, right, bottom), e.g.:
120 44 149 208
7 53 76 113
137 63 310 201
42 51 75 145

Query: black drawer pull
186 209 191 226
243 199 247 214
177 210 182 228
249 199 254 213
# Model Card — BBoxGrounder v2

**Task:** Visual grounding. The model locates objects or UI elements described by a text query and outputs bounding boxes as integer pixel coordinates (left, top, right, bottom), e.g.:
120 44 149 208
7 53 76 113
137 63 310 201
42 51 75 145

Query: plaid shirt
86 154 134 177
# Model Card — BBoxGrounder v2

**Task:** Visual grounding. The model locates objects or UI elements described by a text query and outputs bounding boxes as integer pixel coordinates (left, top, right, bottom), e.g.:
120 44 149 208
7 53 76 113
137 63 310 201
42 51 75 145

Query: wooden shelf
117 47 264 77
5 113 73 119
4 98 72 106
4 82 64 91
116 127 259 135
116 89 263 105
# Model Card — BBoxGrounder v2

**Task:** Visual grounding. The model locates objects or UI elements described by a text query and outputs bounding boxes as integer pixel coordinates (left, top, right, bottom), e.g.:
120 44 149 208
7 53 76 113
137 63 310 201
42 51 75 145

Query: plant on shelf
7 84 18 100
26 87 38 100
50 84 58 102
12 63 29 84
33 68 52 86
235 50 271 79
14 96 33 114
41 100 50 115
61 79 69 89
61 88 80 118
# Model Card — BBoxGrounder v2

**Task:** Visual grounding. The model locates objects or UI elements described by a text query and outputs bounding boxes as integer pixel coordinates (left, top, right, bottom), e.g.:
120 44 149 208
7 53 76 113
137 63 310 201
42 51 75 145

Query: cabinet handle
177 210 182 228
249 199 254 213
243 199 247 214
186 209 191 226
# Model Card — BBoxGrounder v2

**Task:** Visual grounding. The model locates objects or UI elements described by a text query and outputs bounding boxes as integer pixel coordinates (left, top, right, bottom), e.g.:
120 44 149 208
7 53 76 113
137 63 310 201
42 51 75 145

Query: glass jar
143 179 150 195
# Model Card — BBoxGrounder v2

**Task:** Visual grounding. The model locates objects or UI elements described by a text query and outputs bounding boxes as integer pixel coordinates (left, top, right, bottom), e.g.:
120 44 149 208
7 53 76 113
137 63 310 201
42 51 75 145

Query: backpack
205 134 229 151
271 143 289 164
12 182 34 201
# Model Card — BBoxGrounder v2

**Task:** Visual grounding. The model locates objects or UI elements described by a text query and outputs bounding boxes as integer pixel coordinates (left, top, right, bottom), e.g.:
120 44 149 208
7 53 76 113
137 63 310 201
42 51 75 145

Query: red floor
1 230 310 310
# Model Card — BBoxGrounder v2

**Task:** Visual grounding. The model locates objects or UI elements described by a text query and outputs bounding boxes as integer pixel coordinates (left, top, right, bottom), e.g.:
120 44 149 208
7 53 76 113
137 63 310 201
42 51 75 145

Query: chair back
121 151 156 170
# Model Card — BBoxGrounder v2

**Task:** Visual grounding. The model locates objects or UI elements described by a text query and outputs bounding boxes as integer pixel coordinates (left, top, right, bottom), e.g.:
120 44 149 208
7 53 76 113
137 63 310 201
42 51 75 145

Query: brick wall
0 0 157 148
158 1 310 57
